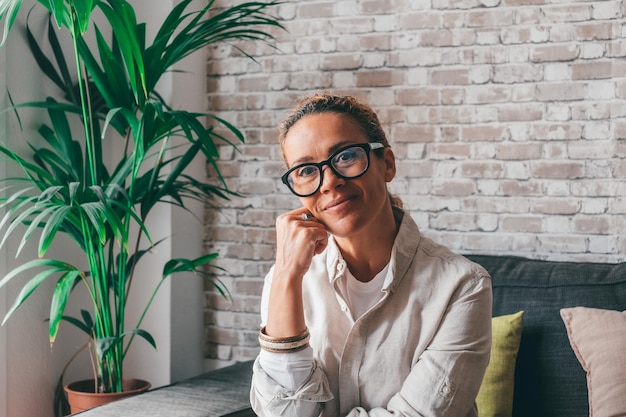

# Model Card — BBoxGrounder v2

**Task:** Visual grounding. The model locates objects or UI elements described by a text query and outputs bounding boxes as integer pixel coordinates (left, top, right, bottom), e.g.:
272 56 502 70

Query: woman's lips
323 195 355 212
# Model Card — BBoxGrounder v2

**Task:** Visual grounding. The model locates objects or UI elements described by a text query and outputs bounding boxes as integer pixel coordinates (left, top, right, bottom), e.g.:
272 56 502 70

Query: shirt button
439 380 454 397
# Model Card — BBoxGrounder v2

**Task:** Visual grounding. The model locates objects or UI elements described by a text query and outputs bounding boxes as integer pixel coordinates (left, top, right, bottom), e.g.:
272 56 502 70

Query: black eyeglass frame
281 142 385 197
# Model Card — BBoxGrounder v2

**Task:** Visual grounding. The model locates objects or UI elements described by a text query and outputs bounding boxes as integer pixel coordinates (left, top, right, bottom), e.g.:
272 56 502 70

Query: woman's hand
266 207 329 338
275 207 329 279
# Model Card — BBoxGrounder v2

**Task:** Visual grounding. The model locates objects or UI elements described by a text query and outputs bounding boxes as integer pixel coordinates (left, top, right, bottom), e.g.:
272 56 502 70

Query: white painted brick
430 212 477 232
406 67 429 85
586 81 616 100
335 0 359 16
373 15 398 31
332 71 357 87
544 216 572 234
546 103 571 121
504 162 532 180
477 213 498 232
609 197 626 213
591 1 622 19
571 180 616 197
363 53 387 68
464 233 511 251
370 89 396 106
508 45 530 63
544 63 571 81
511 234 540 252
540 235 587 254
472 143 496 159
511 84 535 102
476 180 500 196
407 143 427 159
588 235 619 255
582 121 611 140
469 66 492 84
404 107 429 124
475 106 498 123
568 140 614 159
585 160 612 178
581 198 608 215
580 42 606 59
476 29 500 45
543 181 571 196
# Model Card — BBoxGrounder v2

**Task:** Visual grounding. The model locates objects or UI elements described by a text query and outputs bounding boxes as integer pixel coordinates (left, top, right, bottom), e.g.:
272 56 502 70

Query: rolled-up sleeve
251 356 334 417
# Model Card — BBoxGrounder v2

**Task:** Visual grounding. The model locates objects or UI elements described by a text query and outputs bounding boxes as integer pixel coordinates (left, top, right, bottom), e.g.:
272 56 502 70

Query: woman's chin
324 216 364 239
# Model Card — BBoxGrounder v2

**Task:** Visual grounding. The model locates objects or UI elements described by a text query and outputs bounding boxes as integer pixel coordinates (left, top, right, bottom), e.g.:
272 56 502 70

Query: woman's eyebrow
289 140 357 166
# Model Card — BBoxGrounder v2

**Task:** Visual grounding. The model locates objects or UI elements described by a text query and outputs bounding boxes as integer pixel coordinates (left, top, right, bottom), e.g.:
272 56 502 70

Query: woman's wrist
258 326 310 353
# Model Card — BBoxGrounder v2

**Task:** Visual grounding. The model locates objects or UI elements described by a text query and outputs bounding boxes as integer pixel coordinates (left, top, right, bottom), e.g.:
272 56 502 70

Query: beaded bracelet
258 326 310 353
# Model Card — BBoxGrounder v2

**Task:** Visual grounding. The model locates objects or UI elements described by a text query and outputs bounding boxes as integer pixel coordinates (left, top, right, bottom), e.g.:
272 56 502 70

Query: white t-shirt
259 262 390 391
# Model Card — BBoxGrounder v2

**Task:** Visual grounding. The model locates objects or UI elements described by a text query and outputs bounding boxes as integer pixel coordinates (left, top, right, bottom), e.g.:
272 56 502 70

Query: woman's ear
383 147 396 182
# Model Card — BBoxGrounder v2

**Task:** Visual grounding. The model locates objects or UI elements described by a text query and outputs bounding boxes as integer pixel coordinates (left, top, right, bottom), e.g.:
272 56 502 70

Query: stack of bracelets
258 326 310 353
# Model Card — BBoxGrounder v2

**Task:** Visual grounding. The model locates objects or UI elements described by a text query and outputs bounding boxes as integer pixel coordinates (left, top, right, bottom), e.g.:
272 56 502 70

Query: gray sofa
466 255 626 417
74 255 626 417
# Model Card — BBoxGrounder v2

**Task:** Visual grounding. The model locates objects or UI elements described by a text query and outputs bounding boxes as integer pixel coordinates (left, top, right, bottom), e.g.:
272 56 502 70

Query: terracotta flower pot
64 378 151 414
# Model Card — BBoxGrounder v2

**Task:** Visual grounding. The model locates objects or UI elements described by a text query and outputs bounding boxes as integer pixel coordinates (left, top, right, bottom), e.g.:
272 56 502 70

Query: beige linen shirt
251 208 492 417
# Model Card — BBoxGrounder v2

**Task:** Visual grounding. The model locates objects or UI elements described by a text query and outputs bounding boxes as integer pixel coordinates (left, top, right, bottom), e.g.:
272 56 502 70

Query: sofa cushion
465 255 626 417
560 307 626 417
476 311 524 417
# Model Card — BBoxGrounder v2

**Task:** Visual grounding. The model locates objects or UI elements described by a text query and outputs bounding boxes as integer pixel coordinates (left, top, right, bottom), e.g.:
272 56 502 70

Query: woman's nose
319 165 345 193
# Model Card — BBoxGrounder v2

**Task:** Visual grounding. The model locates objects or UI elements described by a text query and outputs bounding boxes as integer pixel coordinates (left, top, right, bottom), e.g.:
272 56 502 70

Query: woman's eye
297 166 318 178
335 149 358 163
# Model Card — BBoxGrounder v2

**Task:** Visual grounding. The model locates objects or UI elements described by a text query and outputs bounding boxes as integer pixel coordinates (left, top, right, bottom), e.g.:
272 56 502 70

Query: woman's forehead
282 114 367 165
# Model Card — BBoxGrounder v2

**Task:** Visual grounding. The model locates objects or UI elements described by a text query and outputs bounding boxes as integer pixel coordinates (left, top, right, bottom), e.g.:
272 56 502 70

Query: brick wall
203 0 626 366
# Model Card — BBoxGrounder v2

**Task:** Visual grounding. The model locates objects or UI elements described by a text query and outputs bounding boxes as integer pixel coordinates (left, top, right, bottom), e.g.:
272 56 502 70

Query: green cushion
476 311 524 417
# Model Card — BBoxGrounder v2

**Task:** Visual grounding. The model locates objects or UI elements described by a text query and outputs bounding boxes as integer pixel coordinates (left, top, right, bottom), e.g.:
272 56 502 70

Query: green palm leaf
0 0 23 46
98 0 146 104
16 204 58 255
0 259 79 325
49 269 83 344
39 205 73 256
59 310 93 336
0 197 44 252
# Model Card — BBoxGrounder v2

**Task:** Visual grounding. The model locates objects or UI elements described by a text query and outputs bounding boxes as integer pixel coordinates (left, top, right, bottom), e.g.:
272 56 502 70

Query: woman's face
282 112 396 238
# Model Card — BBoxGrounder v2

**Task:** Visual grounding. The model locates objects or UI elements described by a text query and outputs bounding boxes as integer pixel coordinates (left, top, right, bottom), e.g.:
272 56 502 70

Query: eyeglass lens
286 145 369 196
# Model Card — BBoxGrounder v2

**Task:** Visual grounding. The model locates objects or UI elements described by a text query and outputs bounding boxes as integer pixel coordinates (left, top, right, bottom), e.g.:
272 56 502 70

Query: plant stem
70 9 97 186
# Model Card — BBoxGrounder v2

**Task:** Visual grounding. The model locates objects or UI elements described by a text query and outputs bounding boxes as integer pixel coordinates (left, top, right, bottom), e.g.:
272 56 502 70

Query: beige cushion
560 307 626 417
476 311 524 417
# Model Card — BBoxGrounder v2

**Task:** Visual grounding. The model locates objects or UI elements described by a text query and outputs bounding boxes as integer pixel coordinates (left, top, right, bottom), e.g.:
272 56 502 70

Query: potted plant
0 0 282 412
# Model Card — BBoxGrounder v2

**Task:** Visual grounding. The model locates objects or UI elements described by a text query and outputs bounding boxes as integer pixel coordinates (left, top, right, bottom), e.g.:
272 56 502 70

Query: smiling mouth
323 195 355 211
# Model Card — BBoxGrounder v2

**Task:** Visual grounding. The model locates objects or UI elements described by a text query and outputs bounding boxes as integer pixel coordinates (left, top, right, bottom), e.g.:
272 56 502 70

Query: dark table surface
73 360 256 417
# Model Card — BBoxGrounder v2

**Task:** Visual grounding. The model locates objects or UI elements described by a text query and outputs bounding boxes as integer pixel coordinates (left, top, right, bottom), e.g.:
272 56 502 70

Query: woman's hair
278 93 390 147
278 93 403 209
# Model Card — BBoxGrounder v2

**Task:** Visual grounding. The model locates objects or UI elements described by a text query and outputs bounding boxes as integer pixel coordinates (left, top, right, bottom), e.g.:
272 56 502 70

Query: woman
250 93 492 417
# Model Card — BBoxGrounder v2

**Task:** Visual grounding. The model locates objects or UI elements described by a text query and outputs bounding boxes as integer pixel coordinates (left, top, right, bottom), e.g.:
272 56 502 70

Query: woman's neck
335 206 400 282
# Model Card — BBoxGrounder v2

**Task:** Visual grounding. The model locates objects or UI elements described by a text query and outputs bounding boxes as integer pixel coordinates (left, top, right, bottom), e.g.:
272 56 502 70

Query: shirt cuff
258 345 314 391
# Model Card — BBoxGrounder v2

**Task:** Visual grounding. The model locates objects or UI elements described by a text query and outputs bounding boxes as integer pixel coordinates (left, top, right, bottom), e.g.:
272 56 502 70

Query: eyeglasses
281 142 384 197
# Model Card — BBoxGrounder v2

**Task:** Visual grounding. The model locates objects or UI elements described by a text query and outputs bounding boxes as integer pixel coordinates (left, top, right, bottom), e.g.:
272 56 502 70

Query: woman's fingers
275 208 327 276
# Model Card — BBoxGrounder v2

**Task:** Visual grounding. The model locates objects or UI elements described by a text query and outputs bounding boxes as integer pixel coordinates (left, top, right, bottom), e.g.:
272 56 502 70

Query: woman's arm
265 208 328 337
251 208 333 417
250 266 334 417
